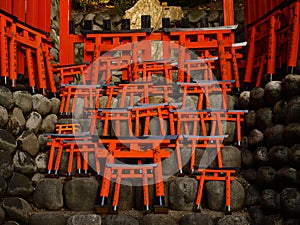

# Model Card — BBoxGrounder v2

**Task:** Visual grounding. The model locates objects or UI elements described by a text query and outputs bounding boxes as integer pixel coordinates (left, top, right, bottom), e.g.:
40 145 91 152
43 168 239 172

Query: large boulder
289 144 300 168
17 130 39 157
238 91 250 109
0 106 8 128
253 147 268 166
268 145 290 168
248 129 264 147
139 214 177 225
216 215 250 225
33 178 63 210
250 87 265 109
50 97 61 115
282 74 300 100
66 214 101 225
241 149 253 168
13 151 37 175
32 94 52 116
275 167 298 190
245 185 261 207
64 177 98 211
0 176 7 198
273 100 287 124
283 123 300 146
8 172 34 198
187 9 207 24
264 81 282 106
26 112 42 133
286 96 300 124
13 91 32 114
0 86 14 109
40 114 58 133
168 177 198 210
263 125 284 148
6 107 26 136
123 0 183 30
0 150 14 179
205 179 245 211
245 110 256 132
0 207 5 224
261 189 280 214
179 213 214 225
0 129 17 155
280 188 300 217
3 197 33 224
248 205 264 225
221 146 241 168
255 107 273 131
35 153 48 173
104 215 139 225
29 212 67 225
256 166 276 188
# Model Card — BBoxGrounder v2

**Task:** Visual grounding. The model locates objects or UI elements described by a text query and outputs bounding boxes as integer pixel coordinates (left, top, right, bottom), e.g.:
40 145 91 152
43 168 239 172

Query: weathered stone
32 94 52 117
179 213 214 225
0 207 5 224
169 177 197 210
149 117 168 135
123 0 183 30
40 114 58 133
64 177 98 211
50 48 59 61
3 197 33 224
217 215 250 225
245 110 256 132
139 214 177 225
241 149 253 168
31 173 45 185
0 106 8 128
0 150 14 179
286 96 300 124
205 179 245 211
280 188 300 217
35 153 48 173
223 121 236 144
255 107 273 131
269 145 290 168
13 91 32 114
187 9 207 23
29 212 67 225
0 129 17 154
264 81 282 106
243 168 257 184
72 13 84 25
8 172 34 197
26 112 42 133
275 167 298 190
92 24 101 31
33 178 63 210
116 182 134 211
208 10 219 22
239 91 250 109
221 146 241 168
263 125 284 148
245 185 261 207
85 13 96 21
282 74 300 100
66 214 101 225
250 87 265 109
256 166 276 188
6 107 26 136
50 97 61 115
289 144 300 168
100 96 118 108
273 100 287 124
13 151 37 175
248 129 264 147
261 189 280 214
0 176 7 197
284 219 300 225
38 134 48 152
253 147 269 166
0 86 14 109
283 123 300 146
235 9 244 24
105 215 139 225
263 214 284 225
248 205 264 225
94 12 110 26
17 130 39 157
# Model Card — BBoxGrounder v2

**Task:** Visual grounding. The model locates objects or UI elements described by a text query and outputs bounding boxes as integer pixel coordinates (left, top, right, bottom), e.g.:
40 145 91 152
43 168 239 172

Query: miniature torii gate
59 0 235 64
